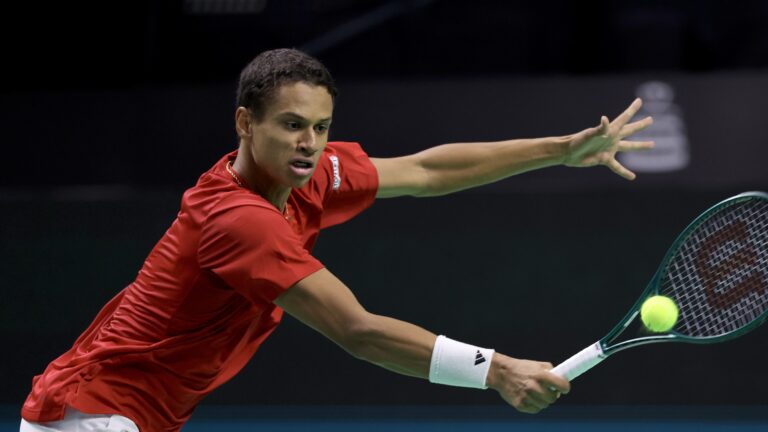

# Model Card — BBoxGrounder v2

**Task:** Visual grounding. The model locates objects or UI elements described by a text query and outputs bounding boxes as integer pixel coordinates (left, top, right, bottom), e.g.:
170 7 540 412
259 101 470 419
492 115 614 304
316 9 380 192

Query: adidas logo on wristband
429 335 494 389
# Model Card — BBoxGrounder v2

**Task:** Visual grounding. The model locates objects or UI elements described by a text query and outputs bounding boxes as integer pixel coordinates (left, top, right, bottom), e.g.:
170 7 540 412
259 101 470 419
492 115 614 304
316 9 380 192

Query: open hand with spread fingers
563 98 655 180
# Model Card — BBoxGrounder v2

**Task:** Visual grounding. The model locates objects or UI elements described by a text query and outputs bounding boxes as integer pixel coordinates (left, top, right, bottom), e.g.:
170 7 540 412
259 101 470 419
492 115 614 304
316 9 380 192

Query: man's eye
285 122 301 130
315 124 329 133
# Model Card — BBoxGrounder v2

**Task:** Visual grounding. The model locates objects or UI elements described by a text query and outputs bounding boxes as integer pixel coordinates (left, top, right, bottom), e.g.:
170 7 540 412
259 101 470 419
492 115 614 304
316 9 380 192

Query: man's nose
298 129 318 154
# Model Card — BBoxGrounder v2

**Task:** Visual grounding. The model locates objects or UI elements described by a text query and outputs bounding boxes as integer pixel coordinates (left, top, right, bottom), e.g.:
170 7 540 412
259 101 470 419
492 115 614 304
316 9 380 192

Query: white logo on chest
329 155 341 190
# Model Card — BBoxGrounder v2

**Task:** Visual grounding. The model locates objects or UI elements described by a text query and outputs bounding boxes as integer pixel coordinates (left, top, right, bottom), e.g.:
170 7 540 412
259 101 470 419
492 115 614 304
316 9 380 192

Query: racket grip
551 341 606 381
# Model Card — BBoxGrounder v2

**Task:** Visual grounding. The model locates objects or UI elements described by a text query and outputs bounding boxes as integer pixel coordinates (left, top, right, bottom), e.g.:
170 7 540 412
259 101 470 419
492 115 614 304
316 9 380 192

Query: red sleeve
314 141 379 228
198 202 324 303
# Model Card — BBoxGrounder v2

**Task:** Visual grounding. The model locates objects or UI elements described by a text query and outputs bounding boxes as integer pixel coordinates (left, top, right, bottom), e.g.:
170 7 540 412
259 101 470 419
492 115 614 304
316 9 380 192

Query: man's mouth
289 159 315 177
291 160 313 169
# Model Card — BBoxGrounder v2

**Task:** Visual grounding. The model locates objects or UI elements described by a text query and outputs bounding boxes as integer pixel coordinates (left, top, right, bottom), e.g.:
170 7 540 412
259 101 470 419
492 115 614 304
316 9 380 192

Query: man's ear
235 107 252 138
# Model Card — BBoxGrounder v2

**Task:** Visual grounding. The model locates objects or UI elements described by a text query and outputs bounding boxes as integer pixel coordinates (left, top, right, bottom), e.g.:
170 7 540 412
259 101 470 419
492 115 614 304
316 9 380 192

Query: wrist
429 335 494 389
551 135 572 166
484 352 504 390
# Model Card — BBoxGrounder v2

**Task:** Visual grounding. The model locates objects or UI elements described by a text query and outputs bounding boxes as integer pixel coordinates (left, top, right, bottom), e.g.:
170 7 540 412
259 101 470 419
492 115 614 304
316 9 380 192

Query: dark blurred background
2 0 768 416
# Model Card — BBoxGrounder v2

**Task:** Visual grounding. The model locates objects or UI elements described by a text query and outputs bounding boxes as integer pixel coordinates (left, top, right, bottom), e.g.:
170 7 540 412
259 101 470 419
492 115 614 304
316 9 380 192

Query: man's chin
290 173 315 188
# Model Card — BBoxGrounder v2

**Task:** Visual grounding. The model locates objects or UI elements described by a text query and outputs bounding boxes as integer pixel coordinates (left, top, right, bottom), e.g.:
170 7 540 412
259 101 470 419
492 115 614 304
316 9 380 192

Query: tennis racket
551 191 768 381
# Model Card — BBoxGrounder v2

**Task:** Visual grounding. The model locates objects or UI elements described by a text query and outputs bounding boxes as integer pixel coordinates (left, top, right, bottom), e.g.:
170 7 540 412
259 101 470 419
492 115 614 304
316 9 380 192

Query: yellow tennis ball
640 295 678 332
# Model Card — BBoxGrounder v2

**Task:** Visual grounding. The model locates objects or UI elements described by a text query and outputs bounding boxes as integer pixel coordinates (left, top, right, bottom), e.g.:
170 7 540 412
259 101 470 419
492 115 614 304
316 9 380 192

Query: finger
539 361 555 370
606 158 636 180
583 116 609 139
611 98 643 129
617 140 655 152
548 384 563 400
527 379 559 404
521 395 548 413
537 387 560 404
619 116 653 138
528 391 555 408
600 115 610 133
541 371 571 394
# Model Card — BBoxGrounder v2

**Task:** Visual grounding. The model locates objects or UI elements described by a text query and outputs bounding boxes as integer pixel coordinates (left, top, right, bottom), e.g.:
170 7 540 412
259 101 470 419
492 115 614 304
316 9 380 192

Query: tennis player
21 48 653 431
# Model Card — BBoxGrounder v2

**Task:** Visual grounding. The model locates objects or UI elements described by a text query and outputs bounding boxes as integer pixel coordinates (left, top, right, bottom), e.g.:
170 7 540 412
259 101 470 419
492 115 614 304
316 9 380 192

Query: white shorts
20 407 139 432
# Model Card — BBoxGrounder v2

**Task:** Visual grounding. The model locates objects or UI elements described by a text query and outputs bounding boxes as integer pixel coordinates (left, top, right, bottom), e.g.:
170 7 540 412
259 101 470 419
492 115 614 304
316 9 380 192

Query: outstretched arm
371 98 654 198
275 268 571 413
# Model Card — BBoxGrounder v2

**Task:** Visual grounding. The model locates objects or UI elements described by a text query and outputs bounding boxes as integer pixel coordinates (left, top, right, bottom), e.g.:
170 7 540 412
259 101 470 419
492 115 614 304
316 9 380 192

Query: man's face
246 81 333 189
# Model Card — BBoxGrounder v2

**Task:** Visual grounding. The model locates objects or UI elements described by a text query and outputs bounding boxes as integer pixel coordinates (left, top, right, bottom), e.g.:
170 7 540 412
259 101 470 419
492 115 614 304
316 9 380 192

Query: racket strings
660 198 768 338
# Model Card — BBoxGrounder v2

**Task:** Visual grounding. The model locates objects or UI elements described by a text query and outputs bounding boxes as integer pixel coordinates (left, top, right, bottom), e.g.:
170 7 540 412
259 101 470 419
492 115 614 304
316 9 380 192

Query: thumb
600 115 610 132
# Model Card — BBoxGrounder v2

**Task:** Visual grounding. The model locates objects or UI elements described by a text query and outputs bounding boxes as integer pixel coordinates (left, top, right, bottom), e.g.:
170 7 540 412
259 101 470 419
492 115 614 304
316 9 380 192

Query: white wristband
428 335 494 389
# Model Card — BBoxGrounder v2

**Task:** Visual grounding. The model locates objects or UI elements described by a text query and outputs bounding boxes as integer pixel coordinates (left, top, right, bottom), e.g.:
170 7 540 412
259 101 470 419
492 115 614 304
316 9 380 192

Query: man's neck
232 149 291 212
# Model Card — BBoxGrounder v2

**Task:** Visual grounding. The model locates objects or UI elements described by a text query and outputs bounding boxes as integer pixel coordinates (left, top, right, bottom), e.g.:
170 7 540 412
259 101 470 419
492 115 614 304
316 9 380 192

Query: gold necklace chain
226 160 244 187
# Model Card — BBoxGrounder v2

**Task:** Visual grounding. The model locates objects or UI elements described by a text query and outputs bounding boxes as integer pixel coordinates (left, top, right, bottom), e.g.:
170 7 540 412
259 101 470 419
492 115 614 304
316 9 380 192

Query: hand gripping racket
552 191 768 381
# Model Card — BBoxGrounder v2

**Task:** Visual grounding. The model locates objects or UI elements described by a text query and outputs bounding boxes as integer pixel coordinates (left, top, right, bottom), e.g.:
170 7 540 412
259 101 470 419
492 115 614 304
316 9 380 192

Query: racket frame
554 191 768 380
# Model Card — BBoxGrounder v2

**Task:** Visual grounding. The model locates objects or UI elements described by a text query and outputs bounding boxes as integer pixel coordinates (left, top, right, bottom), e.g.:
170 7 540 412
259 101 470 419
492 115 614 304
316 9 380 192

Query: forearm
348 313 436 379
415 136 569 196
350 317 501 390
353 323 572 411
277 269 436 379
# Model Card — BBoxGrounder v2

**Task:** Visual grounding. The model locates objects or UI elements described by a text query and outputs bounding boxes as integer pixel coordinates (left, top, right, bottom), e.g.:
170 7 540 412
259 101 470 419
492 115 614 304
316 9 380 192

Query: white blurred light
619 80 690 173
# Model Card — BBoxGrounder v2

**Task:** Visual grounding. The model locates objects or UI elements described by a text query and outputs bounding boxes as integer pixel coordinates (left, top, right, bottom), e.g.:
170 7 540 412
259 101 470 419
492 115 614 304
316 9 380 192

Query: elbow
413 164 441 197
407 156 440 198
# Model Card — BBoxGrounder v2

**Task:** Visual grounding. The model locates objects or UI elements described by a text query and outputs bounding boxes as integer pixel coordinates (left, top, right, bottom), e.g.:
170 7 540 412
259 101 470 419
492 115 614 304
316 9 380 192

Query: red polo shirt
22 142 378 431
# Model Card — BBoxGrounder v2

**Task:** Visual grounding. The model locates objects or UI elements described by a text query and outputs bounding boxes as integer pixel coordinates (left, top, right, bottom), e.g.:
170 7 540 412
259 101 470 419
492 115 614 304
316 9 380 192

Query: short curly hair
236 48 338 120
